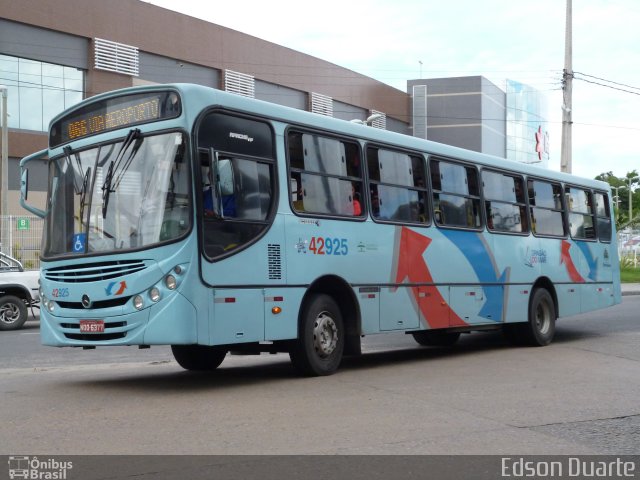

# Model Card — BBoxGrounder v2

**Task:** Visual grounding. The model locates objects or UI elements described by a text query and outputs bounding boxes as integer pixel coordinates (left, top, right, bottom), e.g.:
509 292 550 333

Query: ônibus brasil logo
8 456 73 480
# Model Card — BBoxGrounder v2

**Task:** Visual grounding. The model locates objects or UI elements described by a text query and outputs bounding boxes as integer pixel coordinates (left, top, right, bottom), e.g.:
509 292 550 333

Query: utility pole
0 86 8 255
560 0 573 173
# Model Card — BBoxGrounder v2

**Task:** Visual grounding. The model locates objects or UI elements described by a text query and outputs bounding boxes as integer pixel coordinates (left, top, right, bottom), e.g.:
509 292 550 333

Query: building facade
408 76 549 166
0 0 410 215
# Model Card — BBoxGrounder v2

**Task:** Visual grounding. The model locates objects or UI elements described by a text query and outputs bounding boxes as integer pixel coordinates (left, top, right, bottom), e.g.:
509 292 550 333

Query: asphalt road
1 297 639 456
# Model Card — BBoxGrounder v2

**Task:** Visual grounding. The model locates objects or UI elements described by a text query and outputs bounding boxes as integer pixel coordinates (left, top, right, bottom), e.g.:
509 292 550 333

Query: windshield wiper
63 146 83 195
112 130 143 191
101 129 141 218
79 166 91 225
101 160 115 219
64 145 92 231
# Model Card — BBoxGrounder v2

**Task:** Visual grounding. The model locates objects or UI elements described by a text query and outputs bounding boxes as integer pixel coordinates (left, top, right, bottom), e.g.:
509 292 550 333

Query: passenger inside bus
352 183 362 216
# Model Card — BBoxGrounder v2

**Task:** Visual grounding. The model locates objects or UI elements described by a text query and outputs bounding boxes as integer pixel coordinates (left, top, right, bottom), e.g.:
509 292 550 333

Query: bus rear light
165 274 177 290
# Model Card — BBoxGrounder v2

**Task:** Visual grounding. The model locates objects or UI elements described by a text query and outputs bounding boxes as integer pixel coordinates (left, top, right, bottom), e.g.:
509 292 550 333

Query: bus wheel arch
504 277 557 346
289 275 361 376
306 275 361 355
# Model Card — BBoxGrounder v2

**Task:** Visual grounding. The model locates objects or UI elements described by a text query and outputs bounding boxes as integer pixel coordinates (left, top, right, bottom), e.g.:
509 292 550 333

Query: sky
147 0 640 181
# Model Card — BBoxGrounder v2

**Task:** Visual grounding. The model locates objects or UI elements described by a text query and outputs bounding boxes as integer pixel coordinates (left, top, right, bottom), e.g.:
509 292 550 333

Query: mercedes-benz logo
81 294 92 309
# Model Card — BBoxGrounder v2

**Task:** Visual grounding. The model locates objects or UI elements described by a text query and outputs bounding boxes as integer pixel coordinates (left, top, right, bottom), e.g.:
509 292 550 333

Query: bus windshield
43 130 190 257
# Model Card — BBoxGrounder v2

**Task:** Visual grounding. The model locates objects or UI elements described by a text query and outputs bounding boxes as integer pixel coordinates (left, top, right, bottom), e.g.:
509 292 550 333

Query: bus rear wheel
171 345 227 371
289 293 344 376
411 330 461 347
504 288 556 346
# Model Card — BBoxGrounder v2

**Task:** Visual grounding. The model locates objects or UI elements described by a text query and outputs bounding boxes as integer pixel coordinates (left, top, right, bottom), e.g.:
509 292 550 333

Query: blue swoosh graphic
575 241 598 281
440 230 508 322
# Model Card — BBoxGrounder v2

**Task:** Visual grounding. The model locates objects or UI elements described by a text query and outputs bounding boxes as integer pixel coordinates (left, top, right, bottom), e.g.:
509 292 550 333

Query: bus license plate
79 320 105 333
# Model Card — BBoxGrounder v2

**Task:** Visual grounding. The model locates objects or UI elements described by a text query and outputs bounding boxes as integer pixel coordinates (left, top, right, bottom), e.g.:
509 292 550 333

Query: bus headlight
165 274 177 290
149 287 161 302
47 301 55 313
133 295 144 310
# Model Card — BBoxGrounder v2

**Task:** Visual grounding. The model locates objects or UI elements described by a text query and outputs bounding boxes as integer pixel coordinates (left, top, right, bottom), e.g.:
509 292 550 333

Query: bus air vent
268 244 282 280
44 260 147 283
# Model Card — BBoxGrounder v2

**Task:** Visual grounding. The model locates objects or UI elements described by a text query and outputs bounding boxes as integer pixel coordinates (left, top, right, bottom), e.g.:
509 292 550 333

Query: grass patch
620 266 640 283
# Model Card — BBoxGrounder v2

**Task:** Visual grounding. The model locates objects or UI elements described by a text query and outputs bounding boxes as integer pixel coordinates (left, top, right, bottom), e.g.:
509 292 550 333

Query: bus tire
526 288 556 346
412 330 461 347
505 288 556 346
0 295 28 331
289 293 344 376
171 345 227 371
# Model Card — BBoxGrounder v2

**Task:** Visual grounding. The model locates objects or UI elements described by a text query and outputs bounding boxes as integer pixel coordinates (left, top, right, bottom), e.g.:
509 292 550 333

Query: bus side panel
358 288 381 335
211 289 264 345
264 287 305 341
380 286 418 331
491 231 538 324
144 292 198 344
432 229 511 326
283 214 392 335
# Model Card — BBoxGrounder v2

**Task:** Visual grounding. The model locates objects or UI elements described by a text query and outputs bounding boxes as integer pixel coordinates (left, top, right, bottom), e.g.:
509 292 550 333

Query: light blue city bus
20 83 621 376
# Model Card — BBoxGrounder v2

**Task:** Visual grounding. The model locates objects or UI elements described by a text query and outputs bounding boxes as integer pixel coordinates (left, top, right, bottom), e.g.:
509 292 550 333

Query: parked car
0 252 40 331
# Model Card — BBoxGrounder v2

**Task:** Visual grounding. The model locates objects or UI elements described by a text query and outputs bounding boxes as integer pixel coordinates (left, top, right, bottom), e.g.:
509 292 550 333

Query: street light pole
627 177 639 225
612 186 625 222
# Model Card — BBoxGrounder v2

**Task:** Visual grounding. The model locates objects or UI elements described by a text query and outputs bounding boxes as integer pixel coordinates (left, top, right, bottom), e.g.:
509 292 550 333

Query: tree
595 170 640 229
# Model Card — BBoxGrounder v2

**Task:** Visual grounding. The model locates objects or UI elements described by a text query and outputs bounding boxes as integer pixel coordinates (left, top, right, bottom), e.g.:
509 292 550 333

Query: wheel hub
313 312 338 358
0 304 20 325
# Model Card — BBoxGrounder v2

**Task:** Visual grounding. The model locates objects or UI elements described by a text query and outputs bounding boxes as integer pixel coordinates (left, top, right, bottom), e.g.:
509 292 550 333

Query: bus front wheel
171 345 227 371
289 293 345 376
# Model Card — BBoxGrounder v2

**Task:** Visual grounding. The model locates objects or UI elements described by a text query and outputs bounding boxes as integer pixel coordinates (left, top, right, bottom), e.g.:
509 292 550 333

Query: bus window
288 131 363 217
566 186 596 240
197 113 276 258
482 170 528 234
367 147 428 224
430 159 481 229
528 179 565 237
595 191 612 242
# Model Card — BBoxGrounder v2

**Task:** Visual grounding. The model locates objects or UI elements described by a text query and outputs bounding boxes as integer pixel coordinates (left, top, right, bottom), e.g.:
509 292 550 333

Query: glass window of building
0 54 84 132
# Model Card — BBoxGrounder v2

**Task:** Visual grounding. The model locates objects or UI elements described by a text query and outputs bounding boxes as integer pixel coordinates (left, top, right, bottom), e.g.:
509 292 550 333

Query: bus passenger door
380 286 419 331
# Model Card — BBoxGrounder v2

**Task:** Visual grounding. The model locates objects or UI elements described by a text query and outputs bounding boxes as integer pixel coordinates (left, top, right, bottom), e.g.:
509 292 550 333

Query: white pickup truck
0 253 40 331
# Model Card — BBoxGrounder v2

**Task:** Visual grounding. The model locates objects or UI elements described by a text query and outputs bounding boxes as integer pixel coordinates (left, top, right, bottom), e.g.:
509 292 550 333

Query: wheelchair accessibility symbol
72 233 86 253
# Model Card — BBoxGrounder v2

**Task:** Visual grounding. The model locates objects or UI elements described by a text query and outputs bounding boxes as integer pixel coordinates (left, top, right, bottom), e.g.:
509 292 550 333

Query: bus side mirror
21 169 28 202
20 149 47 218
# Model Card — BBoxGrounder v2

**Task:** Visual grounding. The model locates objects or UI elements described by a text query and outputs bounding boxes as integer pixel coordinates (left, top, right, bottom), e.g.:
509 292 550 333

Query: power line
573 72 640 96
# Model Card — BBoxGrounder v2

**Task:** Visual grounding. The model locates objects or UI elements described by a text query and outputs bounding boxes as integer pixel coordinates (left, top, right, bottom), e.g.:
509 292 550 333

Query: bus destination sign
50 91 181 147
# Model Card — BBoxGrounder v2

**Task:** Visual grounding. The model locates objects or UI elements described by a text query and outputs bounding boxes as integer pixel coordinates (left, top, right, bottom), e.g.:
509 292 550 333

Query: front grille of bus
56 296 131 310
62 320 128 341
64 332 127 341
44 260 147 283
